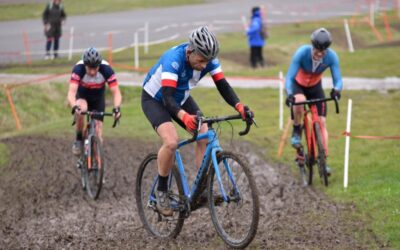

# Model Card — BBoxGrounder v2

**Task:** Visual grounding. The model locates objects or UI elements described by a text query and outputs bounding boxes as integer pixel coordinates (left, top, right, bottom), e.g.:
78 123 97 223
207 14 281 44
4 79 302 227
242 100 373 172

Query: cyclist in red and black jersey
67 47 122 155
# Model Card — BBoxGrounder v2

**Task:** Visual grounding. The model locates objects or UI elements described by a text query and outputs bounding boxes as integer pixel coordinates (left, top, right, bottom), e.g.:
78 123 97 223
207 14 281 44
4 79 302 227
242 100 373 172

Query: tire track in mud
0 136 381 249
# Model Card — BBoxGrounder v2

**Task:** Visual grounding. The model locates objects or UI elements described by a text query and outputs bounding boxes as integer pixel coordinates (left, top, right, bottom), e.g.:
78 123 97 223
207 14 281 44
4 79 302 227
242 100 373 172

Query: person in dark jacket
246 6 266 68
42 0 66 59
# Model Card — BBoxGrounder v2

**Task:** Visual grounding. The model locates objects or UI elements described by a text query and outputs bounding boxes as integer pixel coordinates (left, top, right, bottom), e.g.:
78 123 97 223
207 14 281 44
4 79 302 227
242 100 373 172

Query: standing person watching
246 6 266 68
141 26 254 216
42 0 66 60
68 47 122 156
285 28 343 175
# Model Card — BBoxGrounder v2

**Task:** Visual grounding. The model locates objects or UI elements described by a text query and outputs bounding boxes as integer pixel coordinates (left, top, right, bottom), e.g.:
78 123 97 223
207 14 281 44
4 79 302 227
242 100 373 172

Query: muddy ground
0 136 382 249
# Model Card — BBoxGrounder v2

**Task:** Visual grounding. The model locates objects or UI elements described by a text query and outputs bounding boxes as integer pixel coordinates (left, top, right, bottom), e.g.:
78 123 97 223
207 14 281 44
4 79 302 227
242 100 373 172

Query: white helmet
189 26 219 60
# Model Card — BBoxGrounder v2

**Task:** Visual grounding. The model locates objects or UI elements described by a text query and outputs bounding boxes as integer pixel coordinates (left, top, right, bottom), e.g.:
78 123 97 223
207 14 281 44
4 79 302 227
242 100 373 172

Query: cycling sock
157 175 169 192
293 124 301 133
76 131 83 141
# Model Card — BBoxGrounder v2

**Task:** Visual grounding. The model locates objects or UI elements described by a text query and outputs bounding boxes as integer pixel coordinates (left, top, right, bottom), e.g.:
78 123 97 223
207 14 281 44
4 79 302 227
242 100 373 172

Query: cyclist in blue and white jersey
285 28 343 174
67 47 122 156
141 26 253 216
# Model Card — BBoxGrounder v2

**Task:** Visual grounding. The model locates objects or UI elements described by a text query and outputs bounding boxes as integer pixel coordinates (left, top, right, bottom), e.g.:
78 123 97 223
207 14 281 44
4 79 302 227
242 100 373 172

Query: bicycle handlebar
187 111 255 143
71 111 119 128
290 97 339 120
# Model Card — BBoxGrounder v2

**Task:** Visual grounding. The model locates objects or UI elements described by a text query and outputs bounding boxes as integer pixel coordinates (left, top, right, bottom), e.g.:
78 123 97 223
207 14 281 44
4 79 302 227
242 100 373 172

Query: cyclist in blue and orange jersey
285 28 343 174
141 26 254 216
67 47 122 156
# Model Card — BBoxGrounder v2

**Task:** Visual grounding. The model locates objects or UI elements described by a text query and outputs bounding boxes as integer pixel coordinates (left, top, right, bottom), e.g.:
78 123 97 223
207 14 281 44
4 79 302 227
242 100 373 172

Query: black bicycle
73 111 117 199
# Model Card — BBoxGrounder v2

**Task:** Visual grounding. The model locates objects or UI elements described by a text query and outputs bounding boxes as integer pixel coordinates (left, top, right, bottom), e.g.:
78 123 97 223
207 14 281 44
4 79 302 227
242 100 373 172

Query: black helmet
189 26 219 60
83 47 102 67
311 28 332 51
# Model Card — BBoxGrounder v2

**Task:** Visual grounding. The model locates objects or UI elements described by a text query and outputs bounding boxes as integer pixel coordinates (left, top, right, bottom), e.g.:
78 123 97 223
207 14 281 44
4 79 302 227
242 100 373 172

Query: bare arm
67 83 78 108
110 85 122 108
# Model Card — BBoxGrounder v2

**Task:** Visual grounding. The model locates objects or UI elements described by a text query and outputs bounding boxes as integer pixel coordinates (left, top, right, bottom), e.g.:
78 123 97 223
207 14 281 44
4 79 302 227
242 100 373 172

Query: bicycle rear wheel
314 123 328 186
207 151 259 248
84 136 104 199
135 153 185 239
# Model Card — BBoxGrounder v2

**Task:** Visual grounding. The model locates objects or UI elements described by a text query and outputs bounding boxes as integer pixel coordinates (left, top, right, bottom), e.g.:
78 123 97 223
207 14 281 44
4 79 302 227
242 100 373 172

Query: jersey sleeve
70 64 84 85
161 54 180 88
101 64 118 88
207 58 225 82
285 47 303 95
329 50 343 91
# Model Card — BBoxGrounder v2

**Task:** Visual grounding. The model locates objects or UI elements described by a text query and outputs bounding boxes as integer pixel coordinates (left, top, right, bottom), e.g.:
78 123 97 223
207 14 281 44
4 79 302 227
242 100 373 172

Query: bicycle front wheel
135 153 185 239
314 123 328 186
207 151 259 249
85 136 104 199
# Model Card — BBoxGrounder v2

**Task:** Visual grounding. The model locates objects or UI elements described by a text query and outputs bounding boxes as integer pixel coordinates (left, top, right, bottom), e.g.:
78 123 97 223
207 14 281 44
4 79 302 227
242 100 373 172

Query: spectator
246 6 267 68
42 0 66 60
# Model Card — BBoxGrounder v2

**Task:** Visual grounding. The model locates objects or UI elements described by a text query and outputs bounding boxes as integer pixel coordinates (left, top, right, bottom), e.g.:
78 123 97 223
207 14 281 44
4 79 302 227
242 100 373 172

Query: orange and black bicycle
290 97 339 187
73 111 117 199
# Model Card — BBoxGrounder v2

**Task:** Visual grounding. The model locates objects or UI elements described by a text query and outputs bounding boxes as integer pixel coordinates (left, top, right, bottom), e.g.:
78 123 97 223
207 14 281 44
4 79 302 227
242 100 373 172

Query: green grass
0 0 204 21
1 12 399 78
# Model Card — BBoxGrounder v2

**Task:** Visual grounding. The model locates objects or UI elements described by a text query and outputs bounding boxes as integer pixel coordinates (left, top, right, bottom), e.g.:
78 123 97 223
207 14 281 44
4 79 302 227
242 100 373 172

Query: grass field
1 12 399 78
0 0 204 21
1 11 400 248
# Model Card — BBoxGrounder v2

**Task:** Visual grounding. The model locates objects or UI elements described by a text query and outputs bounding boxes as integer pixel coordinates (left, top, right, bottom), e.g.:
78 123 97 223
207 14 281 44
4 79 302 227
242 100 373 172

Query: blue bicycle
135 112 259 248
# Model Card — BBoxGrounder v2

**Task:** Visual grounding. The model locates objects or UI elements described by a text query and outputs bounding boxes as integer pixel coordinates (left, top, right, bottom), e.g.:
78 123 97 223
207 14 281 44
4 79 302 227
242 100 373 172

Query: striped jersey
143 43 224 105
285 45 343 95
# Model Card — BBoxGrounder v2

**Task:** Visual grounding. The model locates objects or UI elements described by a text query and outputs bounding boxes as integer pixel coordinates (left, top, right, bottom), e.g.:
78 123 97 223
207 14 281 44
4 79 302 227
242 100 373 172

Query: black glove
244 106 254 124
113 107 121 120
285 95 295 107
71 105 80 115
330 88 341 100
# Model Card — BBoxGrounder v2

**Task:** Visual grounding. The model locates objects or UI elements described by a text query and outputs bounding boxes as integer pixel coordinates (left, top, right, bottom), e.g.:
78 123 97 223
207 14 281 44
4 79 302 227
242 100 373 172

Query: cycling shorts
76 89 105 121
141 90 201 131
292 80 327 117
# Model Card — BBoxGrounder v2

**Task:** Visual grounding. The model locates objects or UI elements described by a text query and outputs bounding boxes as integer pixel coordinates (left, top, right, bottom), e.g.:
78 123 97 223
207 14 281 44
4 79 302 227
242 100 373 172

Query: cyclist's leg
308 81 328 152
292 81 306 147
88 95 105 143
179 96 208 169
75 99 87 135
72 98 87 155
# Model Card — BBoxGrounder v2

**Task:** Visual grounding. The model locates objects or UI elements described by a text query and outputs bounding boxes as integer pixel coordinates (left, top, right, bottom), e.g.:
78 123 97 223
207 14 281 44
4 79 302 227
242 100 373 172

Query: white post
144 22 149 54
241 15 248 30
134 32 139 69
279 71 284 130
370 1 375 26
344 19 354 53
68 26 74 61
344 99 353 188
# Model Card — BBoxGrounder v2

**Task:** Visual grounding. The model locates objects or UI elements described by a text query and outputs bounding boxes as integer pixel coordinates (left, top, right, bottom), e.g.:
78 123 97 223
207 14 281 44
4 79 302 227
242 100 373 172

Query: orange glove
235 103 246 120
182 112 198 131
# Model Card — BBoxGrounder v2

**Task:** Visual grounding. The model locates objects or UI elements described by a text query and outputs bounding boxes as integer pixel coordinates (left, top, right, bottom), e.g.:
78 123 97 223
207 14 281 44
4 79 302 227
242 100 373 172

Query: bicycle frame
148 113 254 209
148 127 236 206
291 97 339 163
303 104 328 159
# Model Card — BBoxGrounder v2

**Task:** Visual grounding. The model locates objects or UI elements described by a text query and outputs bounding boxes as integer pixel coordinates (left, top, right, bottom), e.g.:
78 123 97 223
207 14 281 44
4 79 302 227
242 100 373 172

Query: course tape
342 131 400 140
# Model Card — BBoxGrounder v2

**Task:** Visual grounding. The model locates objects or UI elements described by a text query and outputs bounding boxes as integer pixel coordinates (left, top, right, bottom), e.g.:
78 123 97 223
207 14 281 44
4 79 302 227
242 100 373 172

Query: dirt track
0 136 381 249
